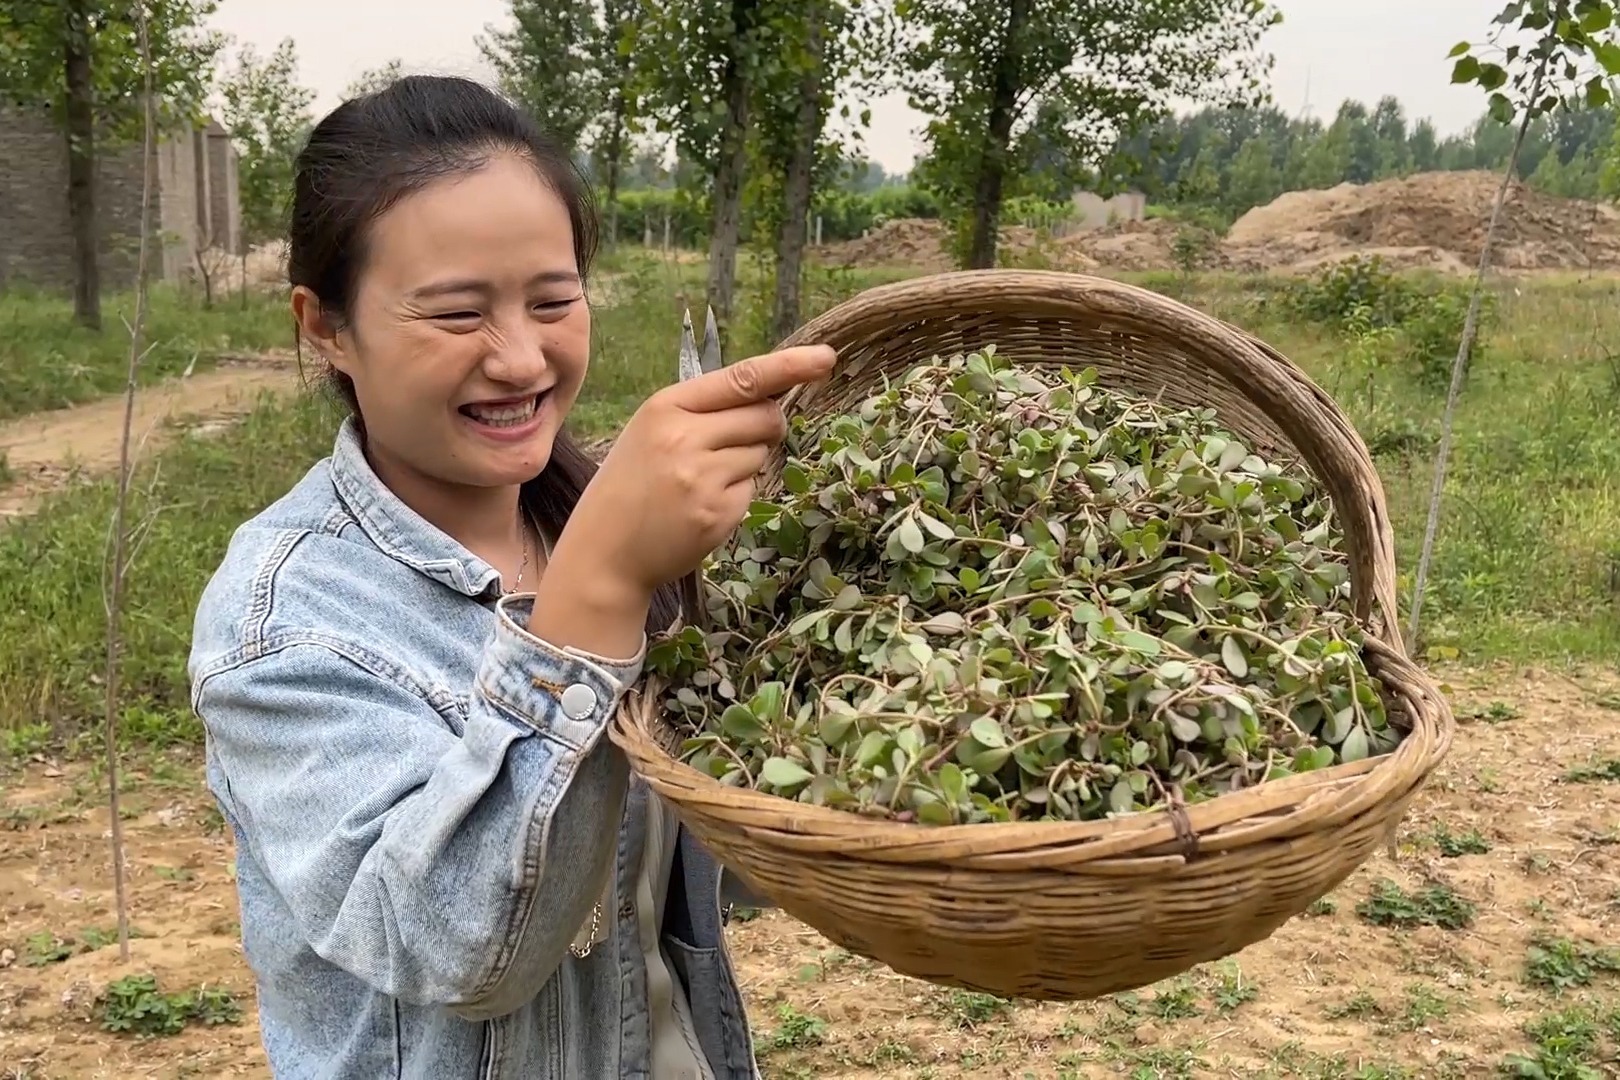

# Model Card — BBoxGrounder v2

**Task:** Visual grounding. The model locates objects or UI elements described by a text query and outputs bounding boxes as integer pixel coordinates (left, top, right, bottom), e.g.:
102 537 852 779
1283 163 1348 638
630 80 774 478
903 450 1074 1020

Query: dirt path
0 352 302 522
1 668 1617 1078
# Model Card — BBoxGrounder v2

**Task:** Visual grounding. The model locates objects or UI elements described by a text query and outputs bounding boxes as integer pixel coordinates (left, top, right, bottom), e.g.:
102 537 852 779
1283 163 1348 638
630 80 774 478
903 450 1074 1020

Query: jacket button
560 683 598 719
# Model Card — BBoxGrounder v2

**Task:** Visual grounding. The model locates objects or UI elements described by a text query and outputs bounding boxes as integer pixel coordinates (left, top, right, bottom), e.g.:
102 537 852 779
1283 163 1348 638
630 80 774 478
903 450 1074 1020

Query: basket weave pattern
611 270 1454 1000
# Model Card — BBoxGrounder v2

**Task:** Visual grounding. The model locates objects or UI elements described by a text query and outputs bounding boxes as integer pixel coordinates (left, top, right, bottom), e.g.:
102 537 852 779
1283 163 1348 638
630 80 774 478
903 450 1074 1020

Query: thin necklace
506 509 535 595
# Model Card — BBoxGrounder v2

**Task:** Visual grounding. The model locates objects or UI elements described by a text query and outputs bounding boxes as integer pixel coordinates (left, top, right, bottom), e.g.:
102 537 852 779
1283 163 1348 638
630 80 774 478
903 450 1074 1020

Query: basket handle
775 270 1405 651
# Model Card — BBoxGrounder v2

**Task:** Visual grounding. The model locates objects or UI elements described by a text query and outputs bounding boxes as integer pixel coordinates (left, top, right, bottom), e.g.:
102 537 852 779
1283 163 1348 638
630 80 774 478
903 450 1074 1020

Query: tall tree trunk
705 0 757 322
768 4 829 345
64 0 100 330
966 0 1026 271
603 87 626 247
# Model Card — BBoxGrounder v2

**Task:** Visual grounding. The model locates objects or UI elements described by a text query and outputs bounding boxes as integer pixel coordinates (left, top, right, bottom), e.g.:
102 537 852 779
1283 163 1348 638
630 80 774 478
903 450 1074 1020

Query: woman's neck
366 444 526 559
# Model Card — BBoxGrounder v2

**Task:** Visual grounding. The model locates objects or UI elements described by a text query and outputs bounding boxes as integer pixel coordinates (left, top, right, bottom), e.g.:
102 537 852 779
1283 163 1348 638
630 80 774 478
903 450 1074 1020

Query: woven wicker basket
610 269 1455 1001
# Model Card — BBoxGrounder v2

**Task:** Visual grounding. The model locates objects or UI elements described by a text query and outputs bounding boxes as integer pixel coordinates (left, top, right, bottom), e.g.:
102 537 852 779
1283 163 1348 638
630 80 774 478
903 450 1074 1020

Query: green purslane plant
648 347 1398 826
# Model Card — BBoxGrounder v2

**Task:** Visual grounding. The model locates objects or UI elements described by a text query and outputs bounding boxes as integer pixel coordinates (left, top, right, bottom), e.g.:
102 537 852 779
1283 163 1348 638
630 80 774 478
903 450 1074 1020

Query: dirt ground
817 171 1620 277
2 667 1617 1079
0 351 303 522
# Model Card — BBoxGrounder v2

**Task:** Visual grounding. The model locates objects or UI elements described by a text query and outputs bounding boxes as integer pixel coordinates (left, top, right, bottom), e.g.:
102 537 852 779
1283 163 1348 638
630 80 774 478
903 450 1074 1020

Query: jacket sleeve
193 594 641 1020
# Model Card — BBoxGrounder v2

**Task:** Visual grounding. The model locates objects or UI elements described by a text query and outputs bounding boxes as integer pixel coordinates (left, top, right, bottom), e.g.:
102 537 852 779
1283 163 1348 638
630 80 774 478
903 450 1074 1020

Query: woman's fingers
705 443 773 488
696 398 788 451
671 345 836 413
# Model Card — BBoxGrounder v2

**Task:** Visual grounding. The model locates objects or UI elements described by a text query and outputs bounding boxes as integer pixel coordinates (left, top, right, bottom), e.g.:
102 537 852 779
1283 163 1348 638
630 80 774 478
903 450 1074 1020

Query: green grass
0 282 290 420
1127 268 1620 662
1 255 1619 743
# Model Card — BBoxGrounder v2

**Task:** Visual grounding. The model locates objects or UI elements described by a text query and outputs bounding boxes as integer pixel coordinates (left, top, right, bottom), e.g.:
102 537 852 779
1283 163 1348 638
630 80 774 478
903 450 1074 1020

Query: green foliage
742 0 895 240
0 283 290 419
1524 935 1620 990
478 0 624 157
1122 95 1620 222
607 183 945 248
635 0 766 173
1355 880 1477 930
1449 0 1620 125
1500 1005 1620 1078
342 60 404 101
653 349 1395 824
215 39 315 246
895 0 1279 266
1281 256 1495 389
5 268 1620 756
99 973 241 1036
611 188 713 248
1286 255 1419 328
0 0 225 139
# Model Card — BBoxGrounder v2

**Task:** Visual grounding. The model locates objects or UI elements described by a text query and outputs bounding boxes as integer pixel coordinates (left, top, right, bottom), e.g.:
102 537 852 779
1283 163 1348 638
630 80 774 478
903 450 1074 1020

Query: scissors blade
700 305 722 374
677 307 704 383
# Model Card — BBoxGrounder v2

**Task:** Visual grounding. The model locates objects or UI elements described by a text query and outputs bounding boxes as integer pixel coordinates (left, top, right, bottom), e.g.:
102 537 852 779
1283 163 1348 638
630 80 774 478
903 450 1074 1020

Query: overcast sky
208 0 1503 175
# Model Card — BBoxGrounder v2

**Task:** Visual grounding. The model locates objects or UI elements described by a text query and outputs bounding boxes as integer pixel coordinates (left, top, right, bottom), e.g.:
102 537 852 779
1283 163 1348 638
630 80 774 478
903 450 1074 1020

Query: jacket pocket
660 935 751 1080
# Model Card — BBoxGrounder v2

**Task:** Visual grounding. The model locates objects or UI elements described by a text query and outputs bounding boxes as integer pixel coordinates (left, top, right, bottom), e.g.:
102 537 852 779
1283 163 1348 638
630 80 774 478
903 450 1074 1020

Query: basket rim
611 638 1455 867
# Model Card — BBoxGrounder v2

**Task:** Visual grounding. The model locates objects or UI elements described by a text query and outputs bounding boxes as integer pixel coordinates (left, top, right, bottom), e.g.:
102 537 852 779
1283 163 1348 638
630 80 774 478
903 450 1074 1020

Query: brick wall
0 104 242 293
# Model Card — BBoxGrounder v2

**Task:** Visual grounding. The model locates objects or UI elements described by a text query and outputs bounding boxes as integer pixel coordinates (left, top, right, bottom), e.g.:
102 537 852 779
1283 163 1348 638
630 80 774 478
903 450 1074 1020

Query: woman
188 74 834 1079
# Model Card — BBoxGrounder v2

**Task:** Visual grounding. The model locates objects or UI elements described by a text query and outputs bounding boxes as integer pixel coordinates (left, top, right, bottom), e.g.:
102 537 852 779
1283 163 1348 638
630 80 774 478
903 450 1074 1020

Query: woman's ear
291 286 354 376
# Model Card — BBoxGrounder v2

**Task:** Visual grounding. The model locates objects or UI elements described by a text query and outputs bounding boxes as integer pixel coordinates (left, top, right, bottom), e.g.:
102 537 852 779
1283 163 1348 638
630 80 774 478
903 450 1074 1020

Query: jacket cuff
476 595 646 750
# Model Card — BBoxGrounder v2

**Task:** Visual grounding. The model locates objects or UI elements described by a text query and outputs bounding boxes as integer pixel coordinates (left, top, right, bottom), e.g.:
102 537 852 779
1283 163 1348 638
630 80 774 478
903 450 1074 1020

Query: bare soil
819 172 1620 278
1224 170 1620 274
3 667 1617 1079
0 351 302 522
814 219 1100 273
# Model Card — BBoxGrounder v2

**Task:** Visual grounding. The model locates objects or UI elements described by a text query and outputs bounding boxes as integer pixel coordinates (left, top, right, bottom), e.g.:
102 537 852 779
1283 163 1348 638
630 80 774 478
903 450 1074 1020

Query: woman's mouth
459 393 549 440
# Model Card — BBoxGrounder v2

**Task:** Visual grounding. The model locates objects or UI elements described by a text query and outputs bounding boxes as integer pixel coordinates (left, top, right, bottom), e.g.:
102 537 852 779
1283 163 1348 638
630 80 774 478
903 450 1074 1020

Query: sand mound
817 173 1620 277
814 218 1097 272
1061 218 1223 273
1225 171 1620 273
816 218 957 272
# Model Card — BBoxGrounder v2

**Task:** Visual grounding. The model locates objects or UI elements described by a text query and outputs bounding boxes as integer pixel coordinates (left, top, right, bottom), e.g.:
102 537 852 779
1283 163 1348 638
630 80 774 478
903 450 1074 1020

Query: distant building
0 105 242 292
1065 190 1148 233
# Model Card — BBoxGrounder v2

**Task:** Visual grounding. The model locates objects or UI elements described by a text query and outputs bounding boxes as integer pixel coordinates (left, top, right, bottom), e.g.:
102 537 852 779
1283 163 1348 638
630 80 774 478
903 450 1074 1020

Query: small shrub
99 973 241 1036
1356 880 1476 930
1286 255 1419 328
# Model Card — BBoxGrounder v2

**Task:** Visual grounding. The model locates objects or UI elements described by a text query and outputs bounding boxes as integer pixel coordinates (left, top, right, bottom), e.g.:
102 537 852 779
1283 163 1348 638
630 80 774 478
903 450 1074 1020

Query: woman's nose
482 318 550 384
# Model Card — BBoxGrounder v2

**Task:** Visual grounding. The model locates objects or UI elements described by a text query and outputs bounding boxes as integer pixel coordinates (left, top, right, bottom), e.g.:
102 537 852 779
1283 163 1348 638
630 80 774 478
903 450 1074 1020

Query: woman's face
312 151 590 496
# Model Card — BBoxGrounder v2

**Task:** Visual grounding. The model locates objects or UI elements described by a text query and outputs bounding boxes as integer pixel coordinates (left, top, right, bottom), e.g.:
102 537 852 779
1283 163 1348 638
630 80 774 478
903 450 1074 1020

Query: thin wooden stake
101 0 158 965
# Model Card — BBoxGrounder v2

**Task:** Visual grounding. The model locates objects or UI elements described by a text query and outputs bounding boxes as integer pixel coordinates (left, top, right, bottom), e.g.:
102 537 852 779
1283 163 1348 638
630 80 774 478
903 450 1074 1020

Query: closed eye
430 310 481 322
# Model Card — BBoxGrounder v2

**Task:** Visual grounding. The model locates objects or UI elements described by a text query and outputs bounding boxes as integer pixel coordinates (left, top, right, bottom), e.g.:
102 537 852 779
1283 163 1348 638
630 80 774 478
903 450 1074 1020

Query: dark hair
288 74 686 634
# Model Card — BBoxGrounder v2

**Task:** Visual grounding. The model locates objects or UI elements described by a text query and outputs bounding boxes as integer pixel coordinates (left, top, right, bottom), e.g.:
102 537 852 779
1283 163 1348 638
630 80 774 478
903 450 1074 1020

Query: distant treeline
600 95 1620 246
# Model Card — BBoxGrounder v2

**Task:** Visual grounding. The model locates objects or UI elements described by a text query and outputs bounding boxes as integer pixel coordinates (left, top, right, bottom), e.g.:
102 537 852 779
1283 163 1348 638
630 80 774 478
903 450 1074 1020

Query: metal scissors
676 305 722 628
678 304 723 384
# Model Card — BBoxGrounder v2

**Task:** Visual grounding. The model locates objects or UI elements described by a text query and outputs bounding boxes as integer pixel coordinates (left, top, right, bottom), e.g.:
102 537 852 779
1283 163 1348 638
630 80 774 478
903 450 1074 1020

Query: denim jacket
188 418 762 1079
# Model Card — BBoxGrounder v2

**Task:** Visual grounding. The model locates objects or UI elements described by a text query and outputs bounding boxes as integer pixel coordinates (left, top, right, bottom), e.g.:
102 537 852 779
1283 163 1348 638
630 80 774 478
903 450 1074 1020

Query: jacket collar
327 417 503 598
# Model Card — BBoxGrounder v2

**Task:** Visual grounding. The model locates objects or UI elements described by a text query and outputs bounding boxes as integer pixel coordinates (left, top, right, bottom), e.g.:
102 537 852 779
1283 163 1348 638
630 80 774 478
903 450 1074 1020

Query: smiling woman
187 74 834 1079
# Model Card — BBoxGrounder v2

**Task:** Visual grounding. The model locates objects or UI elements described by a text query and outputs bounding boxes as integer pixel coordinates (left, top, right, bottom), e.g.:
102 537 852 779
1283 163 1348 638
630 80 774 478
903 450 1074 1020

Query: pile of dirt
1224 171 1620 273
815 173 1620 277
813 218 1098 272
815 218 959 272
1060 218 1218 273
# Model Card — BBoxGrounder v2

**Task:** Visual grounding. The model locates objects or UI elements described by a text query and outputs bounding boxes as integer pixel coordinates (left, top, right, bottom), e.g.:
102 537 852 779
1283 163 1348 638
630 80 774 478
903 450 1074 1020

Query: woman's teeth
463 397 538 427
